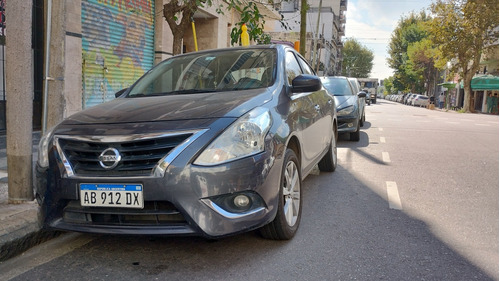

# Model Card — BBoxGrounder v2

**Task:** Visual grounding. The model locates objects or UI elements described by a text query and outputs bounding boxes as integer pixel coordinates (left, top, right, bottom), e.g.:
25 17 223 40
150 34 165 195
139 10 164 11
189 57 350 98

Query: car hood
334 95 356 109
63 89 272 125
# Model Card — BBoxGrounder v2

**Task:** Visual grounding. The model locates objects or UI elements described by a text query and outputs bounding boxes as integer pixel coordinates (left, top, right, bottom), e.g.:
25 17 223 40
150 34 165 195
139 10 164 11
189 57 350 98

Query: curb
0 226 63 262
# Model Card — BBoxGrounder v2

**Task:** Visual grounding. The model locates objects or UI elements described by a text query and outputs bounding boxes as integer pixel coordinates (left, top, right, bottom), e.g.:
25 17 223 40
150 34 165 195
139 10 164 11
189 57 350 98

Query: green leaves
228 2 270 46
427 0 499 111
341 38 374 78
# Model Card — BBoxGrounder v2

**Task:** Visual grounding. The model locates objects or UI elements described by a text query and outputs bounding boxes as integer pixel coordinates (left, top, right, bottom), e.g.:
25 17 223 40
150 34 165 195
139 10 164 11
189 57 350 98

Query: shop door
82 0 155 108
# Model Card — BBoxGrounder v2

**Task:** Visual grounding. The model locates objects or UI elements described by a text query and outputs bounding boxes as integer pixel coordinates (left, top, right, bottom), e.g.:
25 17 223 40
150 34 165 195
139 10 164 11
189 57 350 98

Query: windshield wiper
128 93 166 98
164 89 219 95
127 89 218 98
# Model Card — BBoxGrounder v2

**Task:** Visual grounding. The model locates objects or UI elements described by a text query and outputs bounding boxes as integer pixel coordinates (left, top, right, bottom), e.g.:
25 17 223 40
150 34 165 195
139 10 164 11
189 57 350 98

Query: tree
341 38 374 78
384 76 395 95
387 11 430 93
163 0 199 55
427 0 499 112
163 0 273 55
407 38 445 96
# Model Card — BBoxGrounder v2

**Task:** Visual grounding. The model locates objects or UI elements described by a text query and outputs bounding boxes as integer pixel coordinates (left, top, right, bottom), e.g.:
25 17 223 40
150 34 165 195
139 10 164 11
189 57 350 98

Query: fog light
234 195 250 208
347 123 353 128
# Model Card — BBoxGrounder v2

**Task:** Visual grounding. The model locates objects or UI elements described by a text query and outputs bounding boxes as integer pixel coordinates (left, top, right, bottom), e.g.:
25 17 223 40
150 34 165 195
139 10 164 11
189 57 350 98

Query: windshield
321 77 353 96
363 82 376 88
127 49 276 97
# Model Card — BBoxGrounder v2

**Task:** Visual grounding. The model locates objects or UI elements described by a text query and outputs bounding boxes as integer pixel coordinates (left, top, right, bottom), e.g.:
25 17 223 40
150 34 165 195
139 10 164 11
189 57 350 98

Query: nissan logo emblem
98 148 121 169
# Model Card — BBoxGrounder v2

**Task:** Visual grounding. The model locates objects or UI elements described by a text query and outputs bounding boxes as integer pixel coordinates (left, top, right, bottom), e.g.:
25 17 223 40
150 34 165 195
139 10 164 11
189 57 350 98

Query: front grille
57 133 192 177
63 200 187 226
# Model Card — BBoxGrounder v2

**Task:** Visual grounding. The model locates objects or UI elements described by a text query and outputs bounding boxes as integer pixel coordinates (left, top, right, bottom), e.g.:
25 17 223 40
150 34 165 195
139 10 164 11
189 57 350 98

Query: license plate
80 184 144 209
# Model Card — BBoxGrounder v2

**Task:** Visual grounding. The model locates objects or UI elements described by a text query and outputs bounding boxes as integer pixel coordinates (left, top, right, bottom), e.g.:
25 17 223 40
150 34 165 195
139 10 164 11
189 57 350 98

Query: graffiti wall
82 0 154 108
0 0 5 36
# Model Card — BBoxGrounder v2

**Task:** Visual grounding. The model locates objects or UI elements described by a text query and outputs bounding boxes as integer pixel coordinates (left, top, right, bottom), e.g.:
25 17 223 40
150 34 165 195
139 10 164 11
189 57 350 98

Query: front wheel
350 123 360 141
260 149 302 240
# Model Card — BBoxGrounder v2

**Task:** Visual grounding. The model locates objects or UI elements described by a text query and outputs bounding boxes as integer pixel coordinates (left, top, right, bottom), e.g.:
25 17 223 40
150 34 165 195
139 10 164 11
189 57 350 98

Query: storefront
471 75 499 114
82 0 155 108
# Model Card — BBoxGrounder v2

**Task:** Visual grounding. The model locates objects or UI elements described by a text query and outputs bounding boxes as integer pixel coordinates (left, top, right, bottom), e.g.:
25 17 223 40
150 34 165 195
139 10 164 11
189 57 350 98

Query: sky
344 0 434 80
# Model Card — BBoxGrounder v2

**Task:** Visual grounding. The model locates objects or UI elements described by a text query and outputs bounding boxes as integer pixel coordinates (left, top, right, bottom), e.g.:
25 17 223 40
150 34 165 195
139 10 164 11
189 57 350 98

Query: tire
350 124 360 141
360 113 365 127
318 127 338 172
260 149 302 240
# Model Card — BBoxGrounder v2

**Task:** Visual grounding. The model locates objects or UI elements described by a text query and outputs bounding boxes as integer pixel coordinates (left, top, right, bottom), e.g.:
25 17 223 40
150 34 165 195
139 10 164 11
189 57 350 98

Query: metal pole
311 0 322 69
42 0 52 134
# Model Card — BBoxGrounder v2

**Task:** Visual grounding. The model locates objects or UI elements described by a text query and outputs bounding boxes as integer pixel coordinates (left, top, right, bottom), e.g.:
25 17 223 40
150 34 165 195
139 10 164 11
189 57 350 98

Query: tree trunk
163 1 197 55
463 71 475 113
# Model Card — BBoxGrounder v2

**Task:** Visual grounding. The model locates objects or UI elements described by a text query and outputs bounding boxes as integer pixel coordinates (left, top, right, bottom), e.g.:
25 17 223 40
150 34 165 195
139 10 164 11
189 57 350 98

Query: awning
438 82 457 90
470 75 499 90
460 75 499 90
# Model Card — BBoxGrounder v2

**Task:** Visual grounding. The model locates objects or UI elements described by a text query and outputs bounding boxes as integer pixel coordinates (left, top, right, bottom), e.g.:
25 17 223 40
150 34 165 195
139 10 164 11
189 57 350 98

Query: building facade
267 0 347 75
1 0 280 132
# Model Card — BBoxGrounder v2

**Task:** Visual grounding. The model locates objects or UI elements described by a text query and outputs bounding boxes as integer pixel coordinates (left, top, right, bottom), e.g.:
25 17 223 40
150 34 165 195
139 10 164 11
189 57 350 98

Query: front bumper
337 116 359 133
35 141 282 239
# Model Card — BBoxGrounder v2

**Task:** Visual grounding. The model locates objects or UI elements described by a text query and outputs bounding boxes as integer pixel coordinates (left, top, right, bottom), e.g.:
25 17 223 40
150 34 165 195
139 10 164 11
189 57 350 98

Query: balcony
340 13 346 23
340 0 347 11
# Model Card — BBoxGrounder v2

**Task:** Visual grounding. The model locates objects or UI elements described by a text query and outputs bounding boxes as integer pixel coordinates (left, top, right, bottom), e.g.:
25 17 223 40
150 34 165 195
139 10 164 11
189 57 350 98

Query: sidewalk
0 132 62 262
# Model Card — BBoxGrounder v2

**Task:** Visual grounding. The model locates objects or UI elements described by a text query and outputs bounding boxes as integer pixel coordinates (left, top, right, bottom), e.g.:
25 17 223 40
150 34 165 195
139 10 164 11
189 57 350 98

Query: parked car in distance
412 94 429 107
321 76 365 141
405 93 418 105
35 45 338 240
347 77 366 126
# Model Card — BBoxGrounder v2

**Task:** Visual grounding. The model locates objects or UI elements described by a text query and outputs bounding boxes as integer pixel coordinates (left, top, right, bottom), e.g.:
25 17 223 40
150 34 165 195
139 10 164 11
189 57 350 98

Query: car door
285 51 332 172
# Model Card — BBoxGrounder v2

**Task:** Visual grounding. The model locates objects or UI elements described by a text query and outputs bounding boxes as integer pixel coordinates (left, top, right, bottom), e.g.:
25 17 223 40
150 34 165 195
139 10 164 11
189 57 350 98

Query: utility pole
311 0 322 69
299 0 307 56
5 0 34 203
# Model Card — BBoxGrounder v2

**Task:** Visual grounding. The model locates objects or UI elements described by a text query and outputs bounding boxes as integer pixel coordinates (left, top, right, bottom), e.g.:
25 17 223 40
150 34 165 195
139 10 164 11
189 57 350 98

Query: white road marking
386 181 403 210
475 124 490 126
382 152 391 163
379 128 384 132
446 121 460 124
0 233 94 281
380 137 386 143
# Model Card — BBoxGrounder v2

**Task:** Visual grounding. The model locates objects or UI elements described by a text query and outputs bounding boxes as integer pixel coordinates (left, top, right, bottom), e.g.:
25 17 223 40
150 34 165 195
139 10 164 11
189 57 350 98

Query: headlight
37 127 55 168
194 107 272 166
337 105 355 116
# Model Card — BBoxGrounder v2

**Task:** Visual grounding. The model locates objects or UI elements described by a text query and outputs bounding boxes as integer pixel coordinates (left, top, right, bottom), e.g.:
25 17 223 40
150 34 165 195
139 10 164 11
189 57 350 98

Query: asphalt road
1 99 498 281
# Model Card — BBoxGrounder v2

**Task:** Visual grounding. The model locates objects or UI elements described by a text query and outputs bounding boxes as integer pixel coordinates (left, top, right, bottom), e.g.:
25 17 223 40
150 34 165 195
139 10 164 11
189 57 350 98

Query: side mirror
114 88 128 98
291 74 322 93
358 92 367 98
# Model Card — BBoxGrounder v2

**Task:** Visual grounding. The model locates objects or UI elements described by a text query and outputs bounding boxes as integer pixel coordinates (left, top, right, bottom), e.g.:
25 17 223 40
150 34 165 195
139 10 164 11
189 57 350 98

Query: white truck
358 78 379 104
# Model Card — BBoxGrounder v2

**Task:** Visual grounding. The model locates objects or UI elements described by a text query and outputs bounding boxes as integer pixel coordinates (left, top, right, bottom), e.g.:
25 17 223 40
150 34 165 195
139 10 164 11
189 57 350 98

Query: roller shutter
82 0 155 108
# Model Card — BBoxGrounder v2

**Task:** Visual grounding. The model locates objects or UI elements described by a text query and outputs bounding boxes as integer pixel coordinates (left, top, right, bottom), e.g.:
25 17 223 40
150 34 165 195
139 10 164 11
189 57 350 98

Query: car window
297 56 314 75
348 79 360 93
127 49 277 97
285 51 303 85
321 77 354 96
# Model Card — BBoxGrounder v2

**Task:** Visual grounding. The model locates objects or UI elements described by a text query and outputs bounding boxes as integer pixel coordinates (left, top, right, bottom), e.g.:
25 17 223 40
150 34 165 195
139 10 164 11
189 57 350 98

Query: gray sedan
35 45 338 240
321 76 365 141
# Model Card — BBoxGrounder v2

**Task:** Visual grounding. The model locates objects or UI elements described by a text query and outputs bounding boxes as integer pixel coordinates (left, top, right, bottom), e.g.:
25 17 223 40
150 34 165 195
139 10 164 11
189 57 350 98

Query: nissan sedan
35 45 338 240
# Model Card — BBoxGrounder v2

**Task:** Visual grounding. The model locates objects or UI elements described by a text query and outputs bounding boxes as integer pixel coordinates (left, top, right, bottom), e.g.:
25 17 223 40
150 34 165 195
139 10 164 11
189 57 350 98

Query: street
1 99 498 281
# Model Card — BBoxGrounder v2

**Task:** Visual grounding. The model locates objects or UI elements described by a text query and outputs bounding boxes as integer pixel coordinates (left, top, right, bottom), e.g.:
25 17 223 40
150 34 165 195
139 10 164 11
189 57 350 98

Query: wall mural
82 0 154 108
